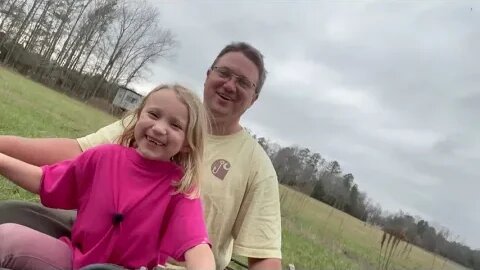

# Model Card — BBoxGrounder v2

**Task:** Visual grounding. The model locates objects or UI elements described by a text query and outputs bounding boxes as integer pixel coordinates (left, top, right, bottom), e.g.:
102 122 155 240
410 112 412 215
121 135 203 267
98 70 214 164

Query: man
0 42 282 270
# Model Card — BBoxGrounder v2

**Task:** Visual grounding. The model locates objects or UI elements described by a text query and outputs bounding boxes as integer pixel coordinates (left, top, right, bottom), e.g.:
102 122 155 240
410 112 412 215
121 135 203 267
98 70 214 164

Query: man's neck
210 117 242 136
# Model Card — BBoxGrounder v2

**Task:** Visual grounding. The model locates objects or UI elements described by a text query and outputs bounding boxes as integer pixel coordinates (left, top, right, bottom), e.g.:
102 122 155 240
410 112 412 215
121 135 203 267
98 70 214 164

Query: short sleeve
76 115 134 151
40 149 95 210
232 146 282 259
159 196 210 262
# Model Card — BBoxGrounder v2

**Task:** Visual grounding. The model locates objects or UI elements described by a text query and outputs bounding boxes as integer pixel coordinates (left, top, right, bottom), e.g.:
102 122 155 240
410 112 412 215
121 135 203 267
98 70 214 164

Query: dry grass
278 186 469 270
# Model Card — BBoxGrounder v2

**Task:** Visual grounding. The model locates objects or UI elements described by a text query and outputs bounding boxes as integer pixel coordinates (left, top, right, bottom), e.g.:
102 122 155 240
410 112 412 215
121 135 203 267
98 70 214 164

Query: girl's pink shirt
40 144 209 270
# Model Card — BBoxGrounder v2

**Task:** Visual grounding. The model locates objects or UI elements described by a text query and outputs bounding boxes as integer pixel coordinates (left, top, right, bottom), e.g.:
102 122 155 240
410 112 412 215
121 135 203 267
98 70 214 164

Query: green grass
0 67 117 201
0 67 471 270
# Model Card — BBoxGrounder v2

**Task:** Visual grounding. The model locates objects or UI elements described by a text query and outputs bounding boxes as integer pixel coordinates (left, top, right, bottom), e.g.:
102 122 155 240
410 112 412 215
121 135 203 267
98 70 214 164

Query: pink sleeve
159 196 210 262
40 150 95 210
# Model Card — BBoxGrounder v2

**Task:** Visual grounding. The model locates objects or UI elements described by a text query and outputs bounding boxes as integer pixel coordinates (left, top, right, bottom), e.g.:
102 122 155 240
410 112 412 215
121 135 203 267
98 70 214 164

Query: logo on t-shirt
211 159 231 180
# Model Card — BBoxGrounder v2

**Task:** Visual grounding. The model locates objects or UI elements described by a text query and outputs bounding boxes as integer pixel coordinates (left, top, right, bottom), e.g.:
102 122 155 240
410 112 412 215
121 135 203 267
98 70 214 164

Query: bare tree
118 29 175 86
0 0 20 31
42 0 76 59
23 0 53 52
29 0 75 77
62 0 115 70
54 0 94 66
3 0 44 63
89 0 175 99
57 0 116 90
0 0 27 48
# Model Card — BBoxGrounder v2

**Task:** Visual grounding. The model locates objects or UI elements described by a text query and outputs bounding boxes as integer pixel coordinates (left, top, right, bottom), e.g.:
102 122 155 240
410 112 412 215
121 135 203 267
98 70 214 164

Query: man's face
203 52 259 123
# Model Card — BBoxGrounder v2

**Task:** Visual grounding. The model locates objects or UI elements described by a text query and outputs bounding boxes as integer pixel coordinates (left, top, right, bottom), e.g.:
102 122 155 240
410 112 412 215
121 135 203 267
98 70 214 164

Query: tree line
0 0 175 102
255 136 480 269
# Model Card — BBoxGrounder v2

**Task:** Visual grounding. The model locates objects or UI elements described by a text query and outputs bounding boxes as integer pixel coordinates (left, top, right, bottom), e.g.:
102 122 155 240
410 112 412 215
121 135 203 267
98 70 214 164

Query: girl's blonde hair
117 84 209 198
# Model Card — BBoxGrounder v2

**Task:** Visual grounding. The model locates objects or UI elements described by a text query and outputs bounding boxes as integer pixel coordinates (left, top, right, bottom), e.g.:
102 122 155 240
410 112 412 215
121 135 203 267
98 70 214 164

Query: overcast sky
132 1 480 248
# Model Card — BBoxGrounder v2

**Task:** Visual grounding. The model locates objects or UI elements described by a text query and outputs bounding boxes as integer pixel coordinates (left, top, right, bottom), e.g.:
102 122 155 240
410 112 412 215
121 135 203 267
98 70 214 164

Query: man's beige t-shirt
77 119 282 270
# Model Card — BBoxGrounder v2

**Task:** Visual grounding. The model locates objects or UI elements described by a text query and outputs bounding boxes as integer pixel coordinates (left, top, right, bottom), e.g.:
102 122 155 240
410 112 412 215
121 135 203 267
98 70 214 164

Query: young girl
0 84 215 270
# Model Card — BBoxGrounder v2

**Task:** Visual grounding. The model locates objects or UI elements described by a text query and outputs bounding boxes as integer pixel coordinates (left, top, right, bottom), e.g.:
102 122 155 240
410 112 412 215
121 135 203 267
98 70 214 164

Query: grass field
0 67 471 270
0 67 117 201
277 187 470 270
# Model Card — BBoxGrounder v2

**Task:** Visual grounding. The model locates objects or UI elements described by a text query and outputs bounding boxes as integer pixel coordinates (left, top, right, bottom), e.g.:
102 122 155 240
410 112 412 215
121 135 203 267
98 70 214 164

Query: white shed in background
112 87 143 111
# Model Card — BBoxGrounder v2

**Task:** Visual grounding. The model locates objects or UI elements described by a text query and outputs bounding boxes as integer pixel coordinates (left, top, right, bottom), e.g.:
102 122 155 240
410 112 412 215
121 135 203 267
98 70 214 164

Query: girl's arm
184 243 215 270
0 153 42 194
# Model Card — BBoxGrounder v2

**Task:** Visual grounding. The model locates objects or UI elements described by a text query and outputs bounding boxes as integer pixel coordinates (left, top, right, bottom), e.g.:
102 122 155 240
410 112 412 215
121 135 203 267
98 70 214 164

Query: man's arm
0 117 129 166
248 258 282 270
0 136 82 166
231 145 282 269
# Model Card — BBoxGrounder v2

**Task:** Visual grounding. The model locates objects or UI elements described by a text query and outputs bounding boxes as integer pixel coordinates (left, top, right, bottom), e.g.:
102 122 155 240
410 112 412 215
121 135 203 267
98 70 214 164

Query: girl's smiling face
134 89 189 161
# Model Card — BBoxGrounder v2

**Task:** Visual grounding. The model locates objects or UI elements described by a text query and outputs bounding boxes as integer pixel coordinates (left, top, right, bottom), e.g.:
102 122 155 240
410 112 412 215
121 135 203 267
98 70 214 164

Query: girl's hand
184 243 215 270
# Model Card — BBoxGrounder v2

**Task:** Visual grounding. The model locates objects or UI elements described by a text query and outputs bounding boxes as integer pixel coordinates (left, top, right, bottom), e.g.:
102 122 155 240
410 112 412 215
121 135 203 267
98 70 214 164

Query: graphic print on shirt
211 159 231 180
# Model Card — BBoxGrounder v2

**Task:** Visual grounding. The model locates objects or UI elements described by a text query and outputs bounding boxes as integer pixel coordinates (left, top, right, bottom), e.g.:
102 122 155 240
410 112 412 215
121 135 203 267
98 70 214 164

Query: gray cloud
140 1 480 248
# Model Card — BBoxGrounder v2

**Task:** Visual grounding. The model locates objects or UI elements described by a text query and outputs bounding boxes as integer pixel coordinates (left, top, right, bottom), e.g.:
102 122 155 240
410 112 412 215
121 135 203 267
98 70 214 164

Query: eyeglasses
211 66 257 92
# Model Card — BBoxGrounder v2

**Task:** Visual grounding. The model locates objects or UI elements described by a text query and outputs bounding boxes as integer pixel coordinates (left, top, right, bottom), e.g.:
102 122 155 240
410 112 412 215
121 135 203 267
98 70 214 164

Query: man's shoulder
238 130 277 176
87 143 123 152
76 116 131 151
242 131 273 163
82 143 126 158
